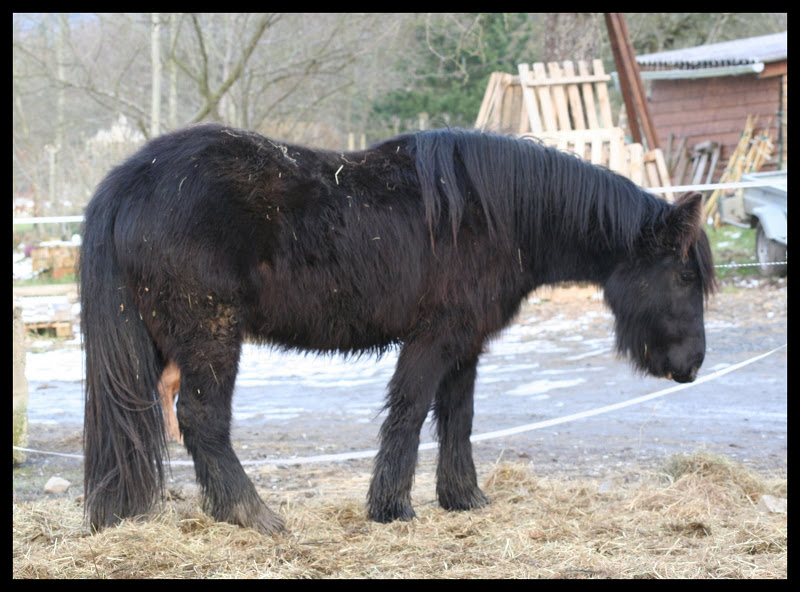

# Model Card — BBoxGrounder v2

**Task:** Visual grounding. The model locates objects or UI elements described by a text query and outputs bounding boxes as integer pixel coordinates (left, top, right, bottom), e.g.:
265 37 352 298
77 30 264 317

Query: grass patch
705 224 759 281
13 273 77 288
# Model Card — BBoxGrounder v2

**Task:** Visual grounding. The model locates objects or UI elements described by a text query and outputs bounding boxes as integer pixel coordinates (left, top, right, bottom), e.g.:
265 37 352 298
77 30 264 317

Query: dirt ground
13 276 787 514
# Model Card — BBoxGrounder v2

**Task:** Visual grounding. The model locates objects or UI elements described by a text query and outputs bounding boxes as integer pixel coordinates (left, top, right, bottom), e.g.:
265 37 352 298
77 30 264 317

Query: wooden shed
634 31 786 177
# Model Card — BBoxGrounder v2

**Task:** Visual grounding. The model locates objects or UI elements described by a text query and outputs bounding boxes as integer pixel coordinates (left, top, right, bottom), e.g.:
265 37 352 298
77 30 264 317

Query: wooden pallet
475 59 673 199
476 60 614 136
25 320 74 338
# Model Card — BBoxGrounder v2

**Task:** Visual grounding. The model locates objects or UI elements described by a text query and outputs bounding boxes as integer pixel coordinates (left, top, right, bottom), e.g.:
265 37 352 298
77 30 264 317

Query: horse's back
98 125 436 352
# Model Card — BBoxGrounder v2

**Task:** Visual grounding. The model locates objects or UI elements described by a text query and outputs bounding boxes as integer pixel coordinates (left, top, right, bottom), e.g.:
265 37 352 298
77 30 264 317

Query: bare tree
625 13 788 54
13 12 786 223
175 13 277 123
13 13 407 219
542 13 602 63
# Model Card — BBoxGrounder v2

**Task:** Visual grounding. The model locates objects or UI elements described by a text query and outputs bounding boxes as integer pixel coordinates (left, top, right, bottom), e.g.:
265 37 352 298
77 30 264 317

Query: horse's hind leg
171 323 283 535
433 357 489 511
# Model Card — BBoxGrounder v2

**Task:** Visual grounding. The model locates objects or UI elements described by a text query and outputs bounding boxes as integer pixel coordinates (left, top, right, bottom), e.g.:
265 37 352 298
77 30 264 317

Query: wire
13 345 786 467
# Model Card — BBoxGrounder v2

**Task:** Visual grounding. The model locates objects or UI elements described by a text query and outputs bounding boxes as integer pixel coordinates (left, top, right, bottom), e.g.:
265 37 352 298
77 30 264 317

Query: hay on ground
13 453 786 579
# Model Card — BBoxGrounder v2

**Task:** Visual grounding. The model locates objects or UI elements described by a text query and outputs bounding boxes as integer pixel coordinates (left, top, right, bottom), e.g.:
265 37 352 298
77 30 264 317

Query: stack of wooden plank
665 137 721 187
475 60 673 199
31 242 78 280
703 115 776 224
476 60 614 134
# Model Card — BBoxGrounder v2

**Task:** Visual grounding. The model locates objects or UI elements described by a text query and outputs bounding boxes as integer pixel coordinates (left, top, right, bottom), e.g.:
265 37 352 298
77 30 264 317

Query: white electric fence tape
13 345 786 466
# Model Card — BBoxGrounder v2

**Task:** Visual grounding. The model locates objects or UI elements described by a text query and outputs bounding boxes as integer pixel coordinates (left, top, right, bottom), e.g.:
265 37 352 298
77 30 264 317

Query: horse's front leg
433 356 489 511
367 339 451 523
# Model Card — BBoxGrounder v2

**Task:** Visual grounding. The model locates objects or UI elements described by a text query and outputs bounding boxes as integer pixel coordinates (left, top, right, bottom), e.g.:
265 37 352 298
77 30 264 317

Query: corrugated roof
636 31 786 70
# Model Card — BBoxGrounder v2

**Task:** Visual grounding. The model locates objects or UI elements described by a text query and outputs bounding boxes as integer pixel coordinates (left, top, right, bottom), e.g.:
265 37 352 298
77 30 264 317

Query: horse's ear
664 192 704 258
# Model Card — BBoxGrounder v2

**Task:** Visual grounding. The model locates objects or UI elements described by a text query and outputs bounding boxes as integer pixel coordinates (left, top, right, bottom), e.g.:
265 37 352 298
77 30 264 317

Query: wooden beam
562 61 587 130
532 62 558 131
518 73 611 86
592 59 615 129
475 72 500 129
604 13 660 151
547 62 572 131
518 64 543 134
606 14 640 144
577 61 600 129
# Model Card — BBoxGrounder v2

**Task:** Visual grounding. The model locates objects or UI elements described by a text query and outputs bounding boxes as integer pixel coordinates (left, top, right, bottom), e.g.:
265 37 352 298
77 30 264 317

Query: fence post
13 306 29 464
418 112 429 131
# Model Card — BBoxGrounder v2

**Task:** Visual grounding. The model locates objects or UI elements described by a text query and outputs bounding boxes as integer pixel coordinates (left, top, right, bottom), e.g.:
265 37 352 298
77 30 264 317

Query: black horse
80 125 715 535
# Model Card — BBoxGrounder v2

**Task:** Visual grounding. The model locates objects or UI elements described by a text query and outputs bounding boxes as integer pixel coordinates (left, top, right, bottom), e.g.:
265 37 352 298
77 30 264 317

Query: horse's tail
79 171 167 531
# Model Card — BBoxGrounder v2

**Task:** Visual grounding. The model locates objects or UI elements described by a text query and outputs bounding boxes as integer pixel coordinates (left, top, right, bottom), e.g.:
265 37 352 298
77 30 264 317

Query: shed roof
636 31 786 70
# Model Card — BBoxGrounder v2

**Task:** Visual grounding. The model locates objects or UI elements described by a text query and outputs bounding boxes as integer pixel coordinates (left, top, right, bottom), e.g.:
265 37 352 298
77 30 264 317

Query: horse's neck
521 227 624 289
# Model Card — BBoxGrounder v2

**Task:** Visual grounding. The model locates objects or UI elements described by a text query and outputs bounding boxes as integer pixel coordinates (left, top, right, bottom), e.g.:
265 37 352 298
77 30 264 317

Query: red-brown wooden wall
647 68 786 178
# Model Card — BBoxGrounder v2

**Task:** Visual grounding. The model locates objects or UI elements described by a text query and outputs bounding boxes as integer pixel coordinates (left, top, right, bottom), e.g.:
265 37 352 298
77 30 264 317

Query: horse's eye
679 271 695 284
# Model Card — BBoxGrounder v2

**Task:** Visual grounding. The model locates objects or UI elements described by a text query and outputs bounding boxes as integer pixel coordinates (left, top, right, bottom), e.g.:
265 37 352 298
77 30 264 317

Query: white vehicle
719 170 787 276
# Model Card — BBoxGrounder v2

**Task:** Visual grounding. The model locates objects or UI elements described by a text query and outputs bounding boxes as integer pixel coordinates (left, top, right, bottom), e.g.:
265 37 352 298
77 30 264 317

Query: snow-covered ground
23 308 615 427
13 250 32 280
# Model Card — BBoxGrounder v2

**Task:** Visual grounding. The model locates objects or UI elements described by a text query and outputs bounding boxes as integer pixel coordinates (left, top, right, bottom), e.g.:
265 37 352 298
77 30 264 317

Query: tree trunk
168 13 178 130
151 13 162 138
55 14 67 234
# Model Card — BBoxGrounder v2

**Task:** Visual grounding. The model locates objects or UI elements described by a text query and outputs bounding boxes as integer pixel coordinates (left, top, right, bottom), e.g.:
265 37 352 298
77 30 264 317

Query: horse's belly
247 264 415 353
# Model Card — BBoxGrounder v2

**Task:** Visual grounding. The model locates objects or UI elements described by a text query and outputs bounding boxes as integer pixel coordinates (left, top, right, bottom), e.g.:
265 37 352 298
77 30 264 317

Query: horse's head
604 192 716 383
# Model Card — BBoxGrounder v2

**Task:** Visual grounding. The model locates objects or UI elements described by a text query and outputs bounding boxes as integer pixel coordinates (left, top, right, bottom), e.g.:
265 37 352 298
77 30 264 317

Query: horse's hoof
214 495 285 535
368 504 417 524
233 504 285 535
249 511 285 536
438 488 490 512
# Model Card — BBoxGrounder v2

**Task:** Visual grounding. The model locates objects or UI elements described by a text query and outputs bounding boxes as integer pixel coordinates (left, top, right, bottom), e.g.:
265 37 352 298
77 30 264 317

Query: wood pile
665 137 721 187
31 242 78 280
703 115 776 224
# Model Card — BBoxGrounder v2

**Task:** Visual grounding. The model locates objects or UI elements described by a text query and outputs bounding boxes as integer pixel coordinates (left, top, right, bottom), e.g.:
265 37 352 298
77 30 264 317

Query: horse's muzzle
669 366 699 383
668 354 703 383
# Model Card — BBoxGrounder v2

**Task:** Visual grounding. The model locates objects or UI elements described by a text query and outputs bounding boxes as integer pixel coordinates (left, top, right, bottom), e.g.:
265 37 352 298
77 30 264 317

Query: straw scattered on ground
13 452 786 579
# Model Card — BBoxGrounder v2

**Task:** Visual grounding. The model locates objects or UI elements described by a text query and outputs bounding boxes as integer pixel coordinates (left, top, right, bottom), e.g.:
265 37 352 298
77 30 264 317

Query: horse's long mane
411 128 661 250
409 128 715 298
